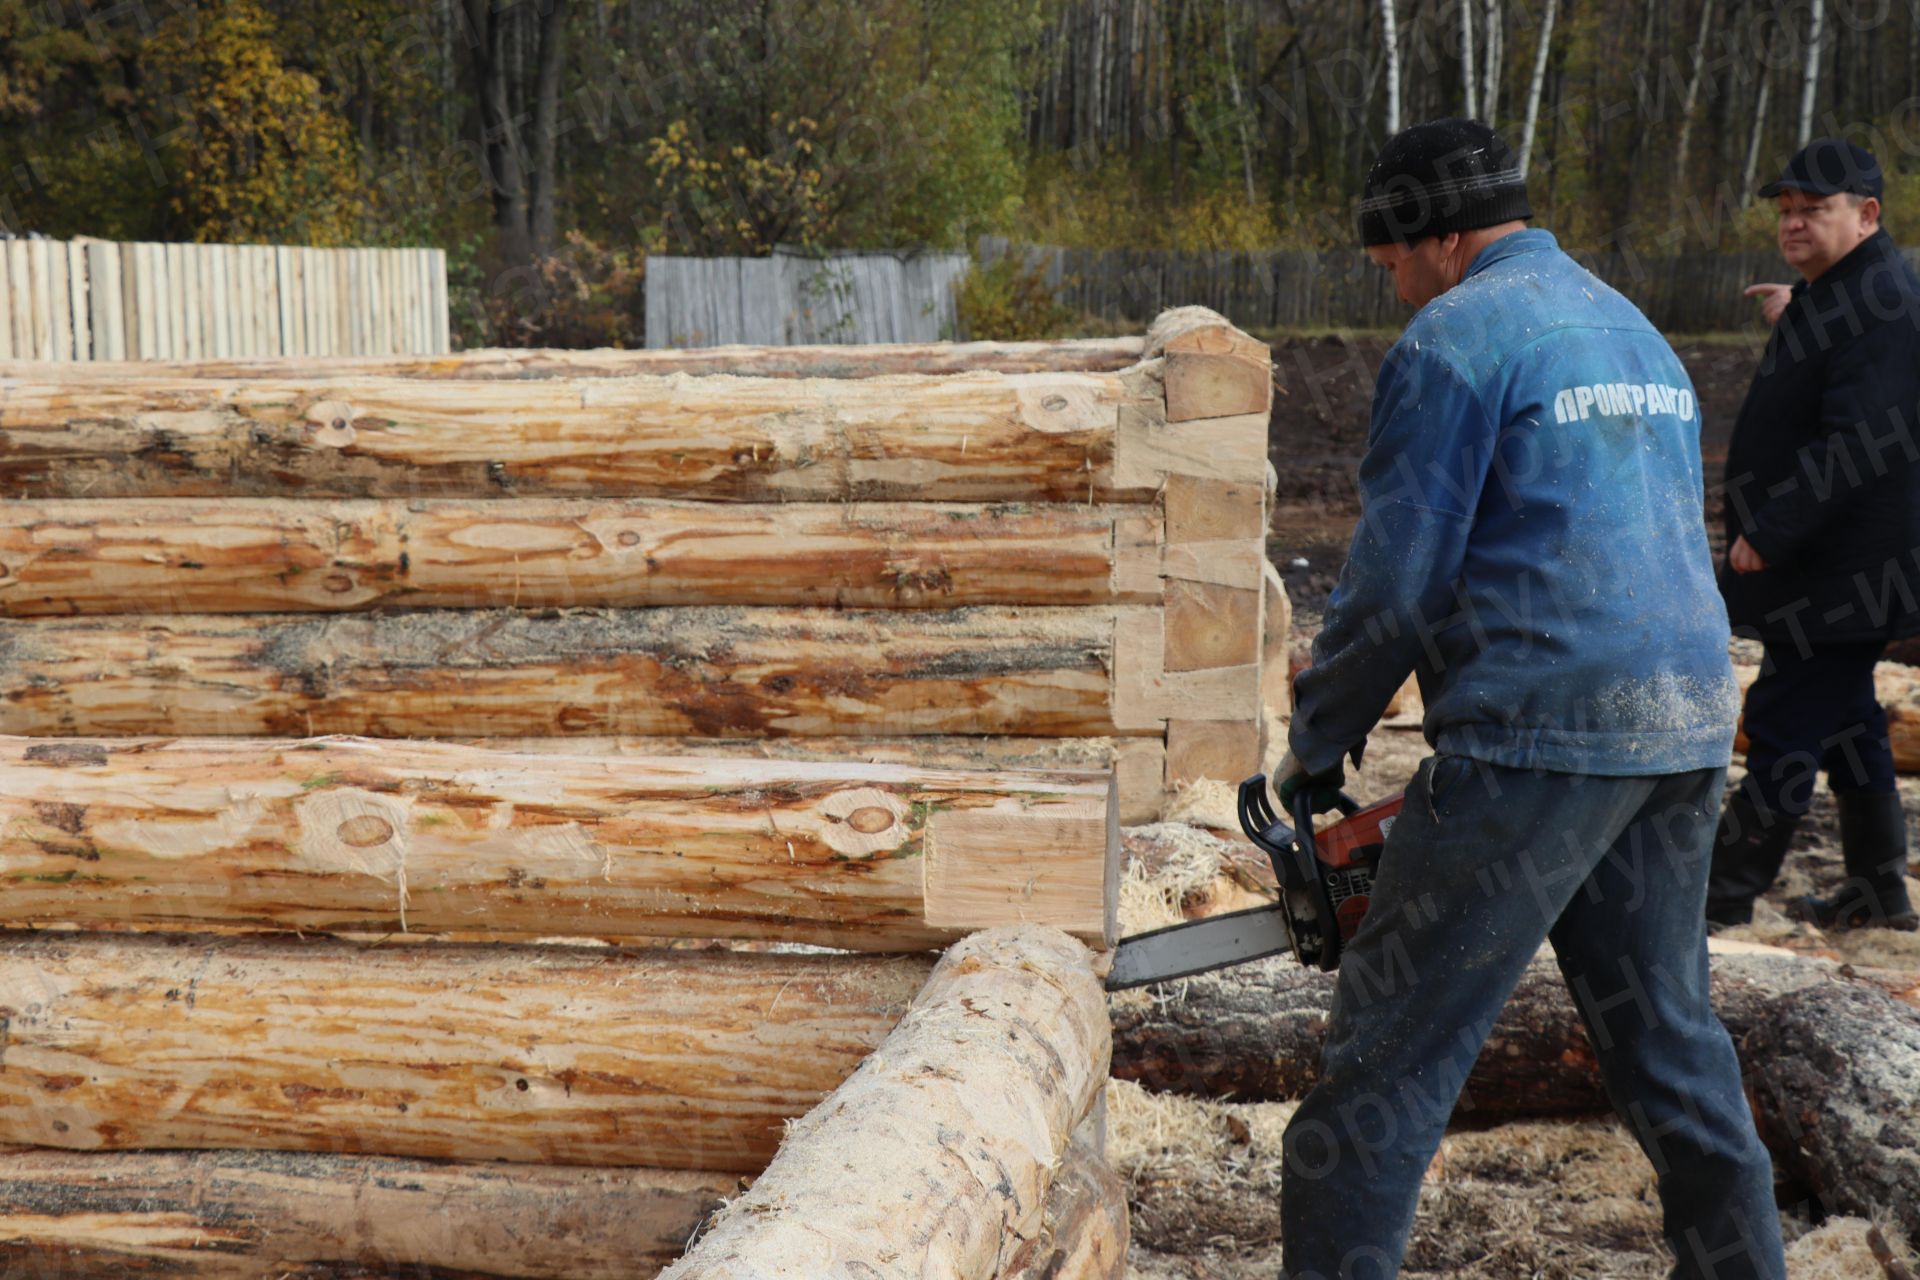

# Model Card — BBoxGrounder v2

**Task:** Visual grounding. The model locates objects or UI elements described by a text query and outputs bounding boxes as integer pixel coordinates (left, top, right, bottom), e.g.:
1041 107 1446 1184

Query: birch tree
1482 0 1504 121
1517 0 1557 178
1674 0 1718 189
1798 0 1825 145
1462 0 1479 117
1380 0 1402 134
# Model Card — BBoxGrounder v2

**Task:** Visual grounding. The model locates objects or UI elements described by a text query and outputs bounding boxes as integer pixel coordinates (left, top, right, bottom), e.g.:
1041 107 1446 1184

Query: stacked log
0 735 1116 949
0 307 1275 815
0 334 1146 381
0 1149 732 1278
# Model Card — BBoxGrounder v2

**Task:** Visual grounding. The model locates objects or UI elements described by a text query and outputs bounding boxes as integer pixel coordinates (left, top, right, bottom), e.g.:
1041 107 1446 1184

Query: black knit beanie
1358 118 1533 247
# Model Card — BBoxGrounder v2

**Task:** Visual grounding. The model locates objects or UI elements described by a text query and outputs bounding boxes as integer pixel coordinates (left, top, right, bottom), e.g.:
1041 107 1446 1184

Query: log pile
0 305 1275 816
0 321 1173 1275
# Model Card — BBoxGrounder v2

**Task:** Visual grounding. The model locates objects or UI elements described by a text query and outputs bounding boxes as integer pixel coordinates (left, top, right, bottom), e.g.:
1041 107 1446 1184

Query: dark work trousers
1279 757 1785 1280
1737 640 1896 816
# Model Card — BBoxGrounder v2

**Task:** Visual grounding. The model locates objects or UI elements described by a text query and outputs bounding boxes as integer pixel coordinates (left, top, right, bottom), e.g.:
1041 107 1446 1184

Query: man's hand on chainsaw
1275 747 1360 815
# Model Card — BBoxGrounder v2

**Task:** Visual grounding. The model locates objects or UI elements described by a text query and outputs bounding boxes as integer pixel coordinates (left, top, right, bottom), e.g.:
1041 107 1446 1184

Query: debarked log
0 735 1116 950
0 499 1162 616
0 1147 731 1278
1109 949 1920 1119
0 369 1178 502
0 606 1144 739
0 930 932 1173
658 926 1111 1280
0 335 1148 382
460 735 1169 825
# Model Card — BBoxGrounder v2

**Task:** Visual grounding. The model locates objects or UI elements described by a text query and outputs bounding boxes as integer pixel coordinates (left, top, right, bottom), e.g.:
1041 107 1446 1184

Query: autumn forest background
3 0 1918 345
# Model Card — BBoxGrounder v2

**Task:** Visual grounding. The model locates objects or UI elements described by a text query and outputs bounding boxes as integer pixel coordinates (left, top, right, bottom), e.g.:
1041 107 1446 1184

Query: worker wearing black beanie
1276 117 1787 1280
1357 117 1533 246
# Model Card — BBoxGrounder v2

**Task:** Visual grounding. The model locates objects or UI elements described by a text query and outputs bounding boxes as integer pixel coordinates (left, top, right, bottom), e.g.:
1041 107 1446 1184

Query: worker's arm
1289 345 1495 778
1742 320 1914 567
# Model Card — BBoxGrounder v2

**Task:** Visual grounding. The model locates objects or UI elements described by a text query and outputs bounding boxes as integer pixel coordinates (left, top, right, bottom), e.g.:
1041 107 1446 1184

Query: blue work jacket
1290 229 1738 778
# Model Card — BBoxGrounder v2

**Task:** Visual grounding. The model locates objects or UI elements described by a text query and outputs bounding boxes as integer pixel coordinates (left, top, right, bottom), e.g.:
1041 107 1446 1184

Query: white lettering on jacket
1552 383 1695 425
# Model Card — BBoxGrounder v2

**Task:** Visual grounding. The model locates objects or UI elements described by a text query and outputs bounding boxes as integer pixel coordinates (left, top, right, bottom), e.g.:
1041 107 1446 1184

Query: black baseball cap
1758 138 1884 199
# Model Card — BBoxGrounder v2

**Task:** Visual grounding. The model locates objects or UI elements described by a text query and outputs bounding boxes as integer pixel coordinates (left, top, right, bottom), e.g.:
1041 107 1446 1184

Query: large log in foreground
1000 1134 1129 1280
0 499 1161 615
0 336 1148 382
0 606 1136 739
0 1147 731 1278
660 926 1112 1280
0 368 1245 502
0 930 931 1172
1110 949 1920 1118
0 735 1115 949
1745 983 1920 1245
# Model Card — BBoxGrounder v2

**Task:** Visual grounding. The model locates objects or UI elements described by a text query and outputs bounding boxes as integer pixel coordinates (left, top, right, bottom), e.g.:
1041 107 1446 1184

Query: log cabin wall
0 315 1264 1276
0 305 1273 822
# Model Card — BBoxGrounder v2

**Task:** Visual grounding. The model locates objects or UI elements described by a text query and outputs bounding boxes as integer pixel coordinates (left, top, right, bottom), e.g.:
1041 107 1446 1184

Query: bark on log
0 337 1147 382
1109 949 1920 1119
0 499 1162 616
1143 307 1272 423
0 930 932 1172
998 1134 1129 1280
0 370 1188 502
1744 983 1920 1245
0 1147 730 1277
658 926 1110 1280
0 606 1140 739
461 735 1168 825
0 735 1115 950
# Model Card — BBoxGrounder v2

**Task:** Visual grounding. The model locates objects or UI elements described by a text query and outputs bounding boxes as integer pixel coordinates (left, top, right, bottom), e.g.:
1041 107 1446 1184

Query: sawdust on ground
1120 702 1920 1277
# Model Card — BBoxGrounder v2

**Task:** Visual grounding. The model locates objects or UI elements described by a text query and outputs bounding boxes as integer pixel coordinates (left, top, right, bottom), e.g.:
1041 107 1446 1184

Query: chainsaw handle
1235 774 1361 865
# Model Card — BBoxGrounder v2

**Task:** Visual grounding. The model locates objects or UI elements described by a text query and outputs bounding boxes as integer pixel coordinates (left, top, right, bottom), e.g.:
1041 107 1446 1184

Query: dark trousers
1738 640 1895 815
1279 758 1785 1280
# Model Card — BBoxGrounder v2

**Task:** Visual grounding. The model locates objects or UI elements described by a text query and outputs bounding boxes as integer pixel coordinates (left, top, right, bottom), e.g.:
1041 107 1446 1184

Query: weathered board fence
979 237 1920 334
645 246 970 347
0 236 449 361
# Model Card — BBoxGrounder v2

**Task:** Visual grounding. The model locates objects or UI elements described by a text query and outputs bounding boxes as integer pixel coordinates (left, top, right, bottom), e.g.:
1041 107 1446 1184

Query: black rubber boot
1704 785 1802 928
1786 791 1919 931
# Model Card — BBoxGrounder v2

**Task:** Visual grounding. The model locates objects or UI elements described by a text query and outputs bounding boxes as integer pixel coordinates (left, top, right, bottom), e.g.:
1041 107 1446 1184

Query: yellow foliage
640 117 833 255
148 0 367 245
1011 157 1349 252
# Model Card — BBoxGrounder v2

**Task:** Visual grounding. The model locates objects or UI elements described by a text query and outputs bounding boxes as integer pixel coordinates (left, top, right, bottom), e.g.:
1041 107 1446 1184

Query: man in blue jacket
1276 119 1784 1280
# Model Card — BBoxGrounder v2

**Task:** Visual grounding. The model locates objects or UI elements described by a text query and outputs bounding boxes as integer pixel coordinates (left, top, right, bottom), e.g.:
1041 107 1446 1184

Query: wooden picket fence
0 237 448 361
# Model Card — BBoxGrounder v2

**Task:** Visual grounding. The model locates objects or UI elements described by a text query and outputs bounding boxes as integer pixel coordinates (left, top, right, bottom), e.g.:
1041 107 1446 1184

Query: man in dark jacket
1708 138 1920 932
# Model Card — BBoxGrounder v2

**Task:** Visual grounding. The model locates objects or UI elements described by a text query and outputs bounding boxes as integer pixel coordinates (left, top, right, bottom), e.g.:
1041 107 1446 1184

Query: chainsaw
1105 776 1404 990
